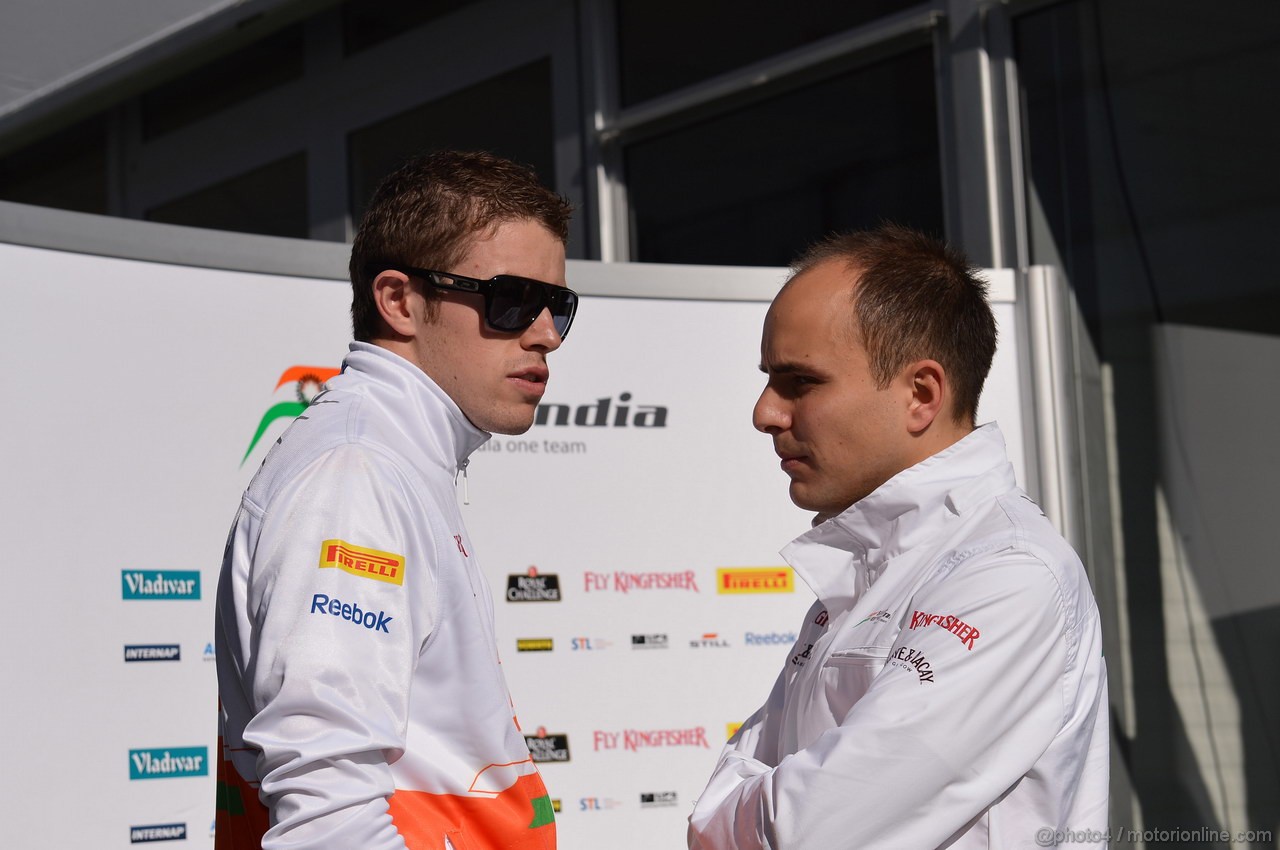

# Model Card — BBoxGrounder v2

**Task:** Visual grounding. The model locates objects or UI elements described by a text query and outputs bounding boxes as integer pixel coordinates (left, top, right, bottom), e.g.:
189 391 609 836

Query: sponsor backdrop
0 239 1025 848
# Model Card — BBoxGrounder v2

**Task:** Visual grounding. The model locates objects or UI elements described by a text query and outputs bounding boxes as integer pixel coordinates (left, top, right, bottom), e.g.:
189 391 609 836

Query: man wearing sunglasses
216 151 573 850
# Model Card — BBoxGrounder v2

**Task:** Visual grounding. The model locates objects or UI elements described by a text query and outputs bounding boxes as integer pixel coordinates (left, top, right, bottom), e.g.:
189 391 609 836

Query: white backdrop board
0 228 1026 849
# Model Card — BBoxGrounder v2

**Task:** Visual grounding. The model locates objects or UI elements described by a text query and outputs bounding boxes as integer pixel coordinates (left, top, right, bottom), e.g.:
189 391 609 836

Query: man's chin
486 412 537 436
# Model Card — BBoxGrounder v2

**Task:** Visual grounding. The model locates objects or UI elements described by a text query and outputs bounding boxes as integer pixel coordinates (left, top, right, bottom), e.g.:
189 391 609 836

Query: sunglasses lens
487 278 578 338
549 289 577 338
488 279 544 331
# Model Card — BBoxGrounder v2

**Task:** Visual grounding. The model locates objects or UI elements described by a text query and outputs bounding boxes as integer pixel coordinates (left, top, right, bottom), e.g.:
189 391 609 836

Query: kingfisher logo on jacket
129 747 208 780
122 571 200 600
318 539 405 585
909 610 981 649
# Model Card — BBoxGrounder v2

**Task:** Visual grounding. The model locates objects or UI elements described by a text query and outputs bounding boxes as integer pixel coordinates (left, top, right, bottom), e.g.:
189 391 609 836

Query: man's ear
372 270 416 338
905 359 947 435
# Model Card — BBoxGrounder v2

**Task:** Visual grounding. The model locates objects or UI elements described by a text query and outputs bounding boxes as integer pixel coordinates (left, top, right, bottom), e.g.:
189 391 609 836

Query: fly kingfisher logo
242 365 341 465
717 567 794 594
122 571 200 600
592 726 709 752
129 747 208 780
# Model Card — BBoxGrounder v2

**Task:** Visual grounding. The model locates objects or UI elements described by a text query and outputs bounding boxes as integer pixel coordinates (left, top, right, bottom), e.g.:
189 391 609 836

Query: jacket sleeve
239 445 436 849
688 549 1074 849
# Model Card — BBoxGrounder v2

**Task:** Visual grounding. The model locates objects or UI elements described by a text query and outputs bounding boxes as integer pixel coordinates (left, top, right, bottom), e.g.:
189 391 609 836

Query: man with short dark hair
216 151 573 850
688 225 1109 848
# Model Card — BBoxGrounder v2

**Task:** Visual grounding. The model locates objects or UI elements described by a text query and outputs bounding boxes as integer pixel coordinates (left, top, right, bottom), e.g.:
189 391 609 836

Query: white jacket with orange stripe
215 342 555 850
688 424 1109 849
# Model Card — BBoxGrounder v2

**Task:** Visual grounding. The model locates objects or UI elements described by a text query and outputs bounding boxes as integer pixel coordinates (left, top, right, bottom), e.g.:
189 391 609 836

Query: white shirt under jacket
216 343 555 850
688 424 1109 849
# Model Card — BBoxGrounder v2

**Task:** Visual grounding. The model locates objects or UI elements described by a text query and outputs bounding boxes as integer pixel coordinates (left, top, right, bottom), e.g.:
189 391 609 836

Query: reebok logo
309 593 393 633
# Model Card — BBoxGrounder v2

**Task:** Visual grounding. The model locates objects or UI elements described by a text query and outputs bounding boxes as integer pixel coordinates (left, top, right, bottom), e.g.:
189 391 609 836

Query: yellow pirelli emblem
716 567 794 594
726 722 743 740
319 539 405 586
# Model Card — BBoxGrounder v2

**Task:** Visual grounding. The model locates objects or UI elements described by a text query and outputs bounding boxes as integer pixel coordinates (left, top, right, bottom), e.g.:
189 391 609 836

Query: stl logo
242 366 340 464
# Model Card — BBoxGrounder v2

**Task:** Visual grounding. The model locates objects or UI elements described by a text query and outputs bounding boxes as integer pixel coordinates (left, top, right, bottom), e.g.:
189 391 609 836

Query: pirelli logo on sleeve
319 539 405 586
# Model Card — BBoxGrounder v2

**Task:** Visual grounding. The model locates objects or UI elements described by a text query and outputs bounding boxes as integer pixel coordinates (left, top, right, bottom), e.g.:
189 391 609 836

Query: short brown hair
348 150 573 341
792 224 996 425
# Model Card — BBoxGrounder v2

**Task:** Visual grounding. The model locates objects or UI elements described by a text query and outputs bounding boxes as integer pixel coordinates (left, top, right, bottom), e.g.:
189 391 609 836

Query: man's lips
507 366 549 396
776 449 808 473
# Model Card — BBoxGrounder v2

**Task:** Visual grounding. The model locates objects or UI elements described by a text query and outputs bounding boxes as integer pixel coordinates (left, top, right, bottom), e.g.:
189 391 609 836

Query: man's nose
753 387 789 434
521 307 563 352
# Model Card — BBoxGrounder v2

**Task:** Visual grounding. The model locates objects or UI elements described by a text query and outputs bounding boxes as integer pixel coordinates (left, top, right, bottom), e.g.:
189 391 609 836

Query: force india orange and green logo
241 365 340 465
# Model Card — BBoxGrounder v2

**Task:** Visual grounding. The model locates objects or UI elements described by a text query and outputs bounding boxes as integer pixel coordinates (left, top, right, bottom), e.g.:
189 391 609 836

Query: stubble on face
410 219 567 435
756 262 914 518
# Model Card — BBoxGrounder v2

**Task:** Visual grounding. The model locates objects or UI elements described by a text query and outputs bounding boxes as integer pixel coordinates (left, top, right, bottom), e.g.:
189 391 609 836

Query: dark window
347 60 555 224
625 47 941 266
0 116 108 214
341 0 483 55
145 153 308 237
1018 0 1280 337
617 0 924 106
1017 1 1280 837
141 24 305 139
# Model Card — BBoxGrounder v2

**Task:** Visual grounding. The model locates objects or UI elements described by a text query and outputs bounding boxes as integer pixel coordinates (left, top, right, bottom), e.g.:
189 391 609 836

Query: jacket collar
781 423 1015 614
343 342 491 472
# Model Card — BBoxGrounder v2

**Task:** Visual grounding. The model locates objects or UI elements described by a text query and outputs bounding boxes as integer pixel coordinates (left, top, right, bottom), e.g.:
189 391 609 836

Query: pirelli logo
319 539 404 586
517 638 554 652
716 567 794 594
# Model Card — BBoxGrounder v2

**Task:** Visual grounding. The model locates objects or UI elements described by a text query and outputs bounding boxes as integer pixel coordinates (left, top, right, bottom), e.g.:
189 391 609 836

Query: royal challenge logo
525 727 571 763
122 571 200 600
506 566 562 602
129 747 208 780
242 365 341 465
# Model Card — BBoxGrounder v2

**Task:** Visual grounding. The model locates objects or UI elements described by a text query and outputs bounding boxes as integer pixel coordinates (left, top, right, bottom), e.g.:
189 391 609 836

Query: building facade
2 1 1277 846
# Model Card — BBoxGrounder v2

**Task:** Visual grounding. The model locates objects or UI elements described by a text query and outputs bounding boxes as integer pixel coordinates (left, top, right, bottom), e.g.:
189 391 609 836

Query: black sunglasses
382 265 578 339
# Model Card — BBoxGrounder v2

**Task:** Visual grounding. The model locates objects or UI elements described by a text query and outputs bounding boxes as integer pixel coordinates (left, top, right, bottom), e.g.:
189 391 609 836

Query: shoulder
915 492 1099 661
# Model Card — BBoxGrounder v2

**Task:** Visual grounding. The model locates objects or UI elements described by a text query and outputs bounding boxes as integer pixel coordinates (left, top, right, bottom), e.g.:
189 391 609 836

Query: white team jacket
688 424 1109 849
215 343 555 850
